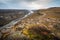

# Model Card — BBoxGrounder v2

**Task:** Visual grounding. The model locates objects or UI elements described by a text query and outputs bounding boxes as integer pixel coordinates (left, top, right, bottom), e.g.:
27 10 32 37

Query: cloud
19 0 53 9
0 0 54 9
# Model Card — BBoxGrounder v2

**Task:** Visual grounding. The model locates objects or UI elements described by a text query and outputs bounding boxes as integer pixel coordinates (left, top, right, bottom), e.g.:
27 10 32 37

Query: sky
0 0 60 10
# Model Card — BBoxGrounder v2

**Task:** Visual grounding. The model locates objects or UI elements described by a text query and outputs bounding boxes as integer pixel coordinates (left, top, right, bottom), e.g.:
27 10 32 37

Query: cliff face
0 7 60 40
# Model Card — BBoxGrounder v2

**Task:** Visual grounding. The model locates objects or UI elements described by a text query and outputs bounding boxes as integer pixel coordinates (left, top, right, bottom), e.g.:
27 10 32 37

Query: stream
0 10 34 30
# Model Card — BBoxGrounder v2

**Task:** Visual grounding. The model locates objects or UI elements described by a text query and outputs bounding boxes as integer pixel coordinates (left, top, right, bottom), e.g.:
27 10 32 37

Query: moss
22 25 55 40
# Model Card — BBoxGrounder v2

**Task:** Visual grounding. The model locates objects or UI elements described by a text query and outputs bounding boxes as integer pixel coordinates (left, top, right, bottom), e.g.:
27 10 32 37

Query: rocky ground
0 7 60 40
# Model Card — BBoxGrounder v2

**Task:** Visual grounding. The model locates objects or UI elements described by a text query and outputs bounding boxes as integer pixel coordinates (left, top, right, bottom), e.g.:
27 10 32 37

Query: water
0 10 34 30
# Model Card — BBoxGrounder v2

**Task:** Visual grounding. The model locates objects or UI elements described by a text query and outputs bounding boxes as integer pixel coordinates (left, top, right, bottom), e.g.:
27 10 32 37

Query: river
0 10 34 30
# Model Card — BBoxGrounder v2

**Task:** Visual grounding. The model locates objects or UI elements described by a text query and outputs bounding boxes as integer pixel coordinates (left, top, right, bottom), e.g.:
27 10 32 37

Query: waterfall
0 10 34 30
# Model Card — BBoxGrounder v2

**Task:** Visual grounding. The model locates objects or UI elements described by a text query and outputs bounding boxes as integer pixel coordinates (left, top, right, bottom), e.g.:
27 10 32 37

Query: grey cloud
0 0 54 9
0 0 53 5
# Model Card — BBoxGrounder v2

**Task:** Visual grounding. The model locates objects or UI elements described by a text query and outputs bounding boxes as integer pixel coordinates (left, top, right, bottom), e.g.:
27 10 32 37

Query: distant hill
0 9 29 26
36 7 60 18
48 7 60 11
